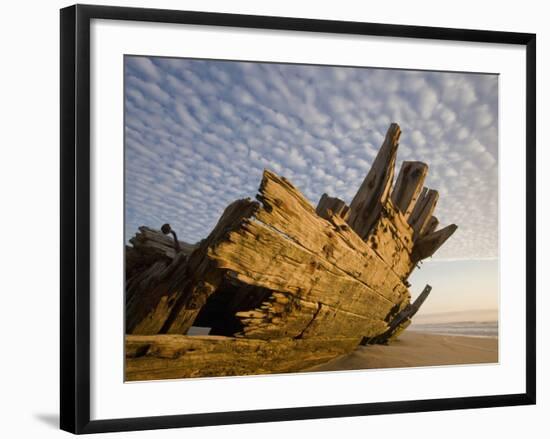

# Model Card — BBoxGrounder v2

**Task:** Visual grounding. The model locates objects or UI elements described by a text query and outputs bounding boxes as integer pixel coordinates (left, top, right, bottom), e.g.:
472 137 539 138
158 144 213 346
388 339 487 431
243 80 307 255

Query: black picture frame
60 4 536 434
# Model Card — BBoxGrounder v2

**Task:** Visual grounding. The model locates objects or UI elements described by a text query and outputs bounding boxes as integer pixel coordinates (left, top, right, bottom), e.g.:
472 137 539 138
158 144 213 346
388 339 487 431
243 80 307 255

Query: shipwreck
125 123 457 381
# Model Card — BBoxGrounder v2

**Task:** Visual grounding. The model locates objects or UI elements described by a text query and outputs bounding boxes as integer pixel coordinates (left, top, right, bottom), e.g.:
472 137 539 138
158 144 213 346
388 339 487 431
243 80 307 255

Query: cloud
125 57 498 260
410 130 427 148
127 57 161 81
286 148 308 170
418 87 438 119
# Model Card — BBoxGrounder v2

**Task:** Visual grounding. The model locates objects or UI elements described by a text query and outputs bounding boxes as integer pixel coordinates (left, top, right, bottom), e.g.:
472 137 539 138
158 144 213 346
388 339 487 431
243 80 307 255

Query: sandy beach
306 332 498 372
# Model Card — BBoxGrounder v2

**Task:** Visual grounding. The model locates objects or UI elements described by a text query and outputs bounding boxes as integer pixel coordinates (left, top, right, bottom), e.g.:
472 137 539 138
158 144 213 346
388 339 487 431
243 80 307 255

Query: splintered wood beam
125 334 362 380
409 284 433 315
412 224 458 262
348 123 401 239
421 216 439 237
387 284 432 332
316 193 350 221
390 161 428 219
408 188 439 238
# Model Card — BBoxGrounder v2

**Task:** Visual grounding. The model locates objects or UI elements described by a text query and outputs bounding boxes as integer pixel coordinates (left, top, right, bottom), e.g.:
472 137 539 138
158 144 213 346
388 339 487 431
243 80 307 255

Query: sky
408 259 498 317
124 56 499 318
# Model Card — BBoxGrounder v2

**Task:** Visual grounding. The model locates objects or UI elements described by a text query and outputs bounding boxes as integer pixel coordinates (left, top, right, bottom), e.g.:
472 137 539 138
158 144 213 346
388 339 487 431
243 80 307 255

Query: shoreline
306 332 498 372
407 330 498 339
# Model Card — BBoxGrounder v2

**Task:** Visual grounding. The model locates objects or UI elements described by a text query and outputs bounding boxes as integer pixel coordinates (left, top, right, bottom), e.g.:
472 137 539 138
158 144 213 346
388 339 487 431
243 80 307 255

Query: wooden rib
366 284 432 344
347 123 401 239
412 224 458 262
316 193 350 221
408 188 439 238
390 161 428 219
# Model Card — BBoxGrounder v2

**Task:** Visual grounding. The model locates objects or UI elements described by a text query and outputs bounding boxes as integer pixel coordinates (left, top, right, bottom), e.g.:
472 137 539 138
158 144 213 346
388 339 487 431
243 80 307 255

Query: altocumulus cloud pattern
125 56 498 260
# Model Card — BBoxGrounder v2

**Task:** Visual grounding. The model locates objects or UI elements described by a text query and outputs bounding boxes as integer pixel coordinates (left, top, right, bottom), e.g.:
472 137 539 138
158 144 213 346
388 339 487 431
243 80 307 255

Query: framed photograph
60 4 536 434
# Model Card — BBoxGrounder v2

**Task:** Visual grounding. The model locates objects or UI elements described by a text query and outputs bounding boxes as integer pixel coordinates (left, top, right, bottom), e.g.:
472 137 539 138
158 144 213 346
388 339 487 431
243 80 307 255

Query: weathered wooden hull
125 123 457 380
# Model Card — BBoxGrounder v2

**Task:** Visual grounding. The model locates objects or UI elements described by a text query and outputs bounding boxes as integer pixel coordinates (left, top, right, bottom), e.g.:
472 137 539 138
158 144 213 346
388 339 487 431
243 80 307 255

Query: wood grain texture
391 161 428 219
211 217 396 319
236 292 388 340
125 334 361 380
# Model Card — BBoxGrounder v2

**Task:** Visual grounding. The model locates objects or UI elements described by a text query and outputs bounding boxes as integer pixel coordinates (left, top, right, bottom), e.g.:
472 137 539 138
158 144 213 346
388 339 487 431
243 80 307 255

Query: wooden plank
300 303 388 338
412 224 458 263
391 161 428 219
408 188 439 238
125 334 361 380
348 123 401 239
316 193 350 221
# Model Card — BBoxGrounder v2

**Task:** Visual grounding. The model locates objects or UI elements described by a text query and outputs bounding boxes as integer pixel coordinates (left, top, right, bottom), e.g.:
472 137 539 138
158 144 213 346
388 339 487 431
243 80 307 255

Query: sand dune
306 332 498 372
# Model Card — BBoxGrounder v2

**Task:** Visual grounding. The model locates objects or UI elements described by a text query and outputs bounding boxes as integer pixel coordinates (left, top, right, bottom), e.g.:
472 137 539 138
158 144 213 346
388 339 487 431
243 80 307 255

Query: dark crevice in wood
192 277 272 336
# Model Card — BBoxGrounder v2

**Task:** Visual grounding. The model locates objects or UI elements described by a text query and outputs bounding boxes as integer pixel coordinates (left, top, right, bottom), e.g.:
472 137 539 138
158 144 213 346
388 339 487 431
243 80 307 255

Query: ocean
409 321 498 338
